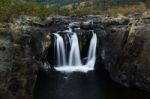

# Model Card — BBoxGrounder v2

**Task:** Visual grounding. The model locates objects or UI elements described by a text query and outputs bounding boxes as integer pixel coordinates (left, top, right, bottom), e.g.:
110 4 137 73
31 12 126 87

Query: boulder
142 11 150 19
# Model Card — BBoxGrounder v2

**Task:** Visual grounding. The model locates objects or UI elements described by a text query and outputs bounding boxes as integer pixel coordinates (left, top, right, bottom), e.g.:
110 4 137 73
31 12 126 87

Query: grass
107 3 147 16
0 0 69 22
68 2 148 16
0 1 149 22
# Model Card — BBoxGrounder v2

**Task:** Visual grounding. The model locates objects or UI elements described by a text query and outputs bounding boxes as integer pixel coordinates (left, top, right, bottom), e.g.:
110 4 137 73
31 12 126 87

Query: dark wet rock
32 22 45 27
0 20 51 99
0 45 6 51
0 33 11 72
104 18 129 27
17 34 32 46
29 29 51 60
107 20 150 92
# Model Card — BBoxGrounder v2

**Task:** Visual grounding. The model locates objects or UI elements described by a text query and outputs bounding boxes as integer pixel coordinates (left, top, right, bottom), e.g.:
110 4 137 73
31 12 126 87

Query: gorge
0 15 150 99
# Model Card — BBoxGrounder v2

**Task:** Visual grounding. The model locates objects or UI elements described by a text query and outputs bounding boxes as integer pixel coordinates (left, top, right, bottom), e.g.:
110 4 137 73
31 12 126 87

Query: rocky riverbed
0 12 150 99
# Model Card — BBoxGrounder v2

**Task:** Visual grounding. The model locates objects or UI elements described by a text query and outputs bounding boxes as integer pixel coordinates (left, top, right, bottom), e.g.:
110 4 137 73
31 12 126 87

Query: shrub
0 0 149 22
0 0 67 22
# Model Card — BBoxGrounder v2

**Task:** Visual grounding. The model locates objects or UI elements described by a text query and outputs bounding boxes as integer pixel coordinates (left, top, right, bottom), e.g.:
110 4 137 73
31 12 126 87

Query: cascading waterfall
86 31 97 68
54 33 67 66
53 24 97 73
69 33 82 66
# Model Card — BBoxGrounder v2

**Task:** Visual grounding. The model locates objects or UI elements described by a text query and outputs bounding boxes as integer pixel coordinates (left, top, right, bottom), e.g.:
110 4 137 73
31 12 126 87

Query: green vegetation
0 0 149 22
0 0 69 22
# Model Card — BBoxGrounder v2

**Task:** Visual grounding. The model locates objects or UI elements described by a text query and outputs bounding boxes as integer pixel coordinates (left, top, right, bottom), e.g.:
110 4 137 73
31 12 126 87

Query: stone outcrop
0 19 51 99
107 20 150 92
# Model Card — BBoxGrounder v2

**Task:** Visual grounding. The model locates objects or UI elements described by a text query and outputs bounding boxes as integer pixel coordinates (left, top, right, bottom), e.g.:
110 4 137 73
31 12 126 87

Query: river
34 70 150 99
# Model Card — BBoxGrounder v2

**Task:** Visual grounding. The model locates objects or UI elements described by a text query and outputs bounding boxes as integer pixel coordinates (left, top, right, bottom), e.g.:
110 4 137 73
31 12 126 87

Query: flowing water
86 31 97 68
53 25 97 73
34 22 150 99
68 33 82 66
53 33 67 66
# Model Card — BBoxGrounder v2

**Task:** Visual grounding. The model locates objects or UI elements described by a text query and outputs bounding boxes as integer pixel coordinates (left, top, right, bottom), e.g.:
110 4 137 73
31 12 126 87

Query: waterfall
69 33 82 66
54 33 67 66
86 31 97 68
53 26 97 73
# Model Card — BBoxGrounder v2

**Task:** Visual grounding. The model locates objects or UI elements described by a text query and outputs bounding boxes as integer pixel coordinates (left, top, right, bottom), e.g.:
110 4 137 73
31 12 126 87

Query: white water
54 33 67 66
86 31 97 68
69 33 82 66
53 25 97 73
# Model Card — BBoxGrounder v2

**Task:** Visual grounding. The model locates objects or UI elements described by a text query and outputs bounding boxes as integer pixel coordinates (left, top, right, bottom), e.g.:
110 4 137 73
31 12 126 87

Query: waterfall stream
86 31 97 68
53 33 67 66
53 23 97 73
68 33 82 66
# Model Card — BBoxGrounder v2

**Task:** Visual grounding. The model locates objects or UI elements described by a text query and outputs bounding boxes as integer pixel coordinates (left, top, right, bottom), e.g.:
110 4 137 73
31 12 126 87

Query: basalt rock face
104 19 130 70
105 17 150 92
0 19 51 99
109 20 150 91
